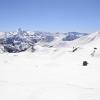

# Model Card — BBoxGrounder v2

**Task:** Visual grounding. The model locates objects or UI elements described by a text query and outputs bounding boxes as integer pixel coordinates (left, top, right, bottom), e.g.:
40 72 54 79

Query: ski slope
0 32 100 100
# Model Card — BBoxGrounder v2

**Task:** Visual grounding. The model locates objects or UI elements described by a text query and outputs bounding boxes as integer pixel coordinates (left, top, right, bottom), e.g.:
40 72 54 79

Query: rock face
83 61 88 66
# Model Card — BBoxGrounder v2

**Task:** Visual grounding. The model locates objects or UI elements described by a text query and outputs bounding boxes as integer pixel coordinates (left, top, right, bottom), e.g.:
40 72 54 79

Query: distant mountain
62 32 88 41
0 28 89 53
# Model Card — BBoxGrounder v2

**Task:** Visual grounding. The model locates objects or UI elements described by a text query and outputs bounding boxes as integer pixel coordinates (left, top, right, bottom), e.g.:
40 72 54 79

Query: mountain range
0 28 99 53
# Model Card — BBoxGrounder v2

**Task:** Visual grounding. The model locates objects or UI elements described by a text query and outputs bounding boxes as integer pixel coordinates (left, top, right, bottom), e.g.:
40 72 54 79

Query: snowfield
0 32 100 100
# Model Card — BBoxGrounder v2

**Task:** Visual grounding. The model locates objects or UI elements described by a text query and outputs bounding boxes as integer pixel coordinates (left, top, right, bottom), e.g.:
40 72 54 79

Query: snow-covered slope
63 31 100 47
0 30 100 100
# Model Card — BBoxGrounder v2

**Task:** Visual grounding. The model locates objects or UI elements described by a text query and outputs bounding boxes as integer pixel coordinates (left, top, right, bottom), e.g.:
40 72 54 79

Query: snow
0 32 100 100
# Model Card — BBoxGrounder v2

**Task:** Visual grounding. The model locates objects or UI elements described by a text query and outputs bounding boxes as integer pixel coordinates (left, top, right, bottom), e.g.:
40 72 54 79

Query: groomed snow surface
0 42 100 100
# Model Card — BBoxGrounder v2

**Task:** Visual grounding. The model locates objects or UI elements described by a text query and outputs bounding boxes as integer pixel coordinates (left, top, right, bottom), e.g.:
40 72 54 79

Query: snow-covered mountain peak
88 31 100 38
1 28 100 53
68 31 100 48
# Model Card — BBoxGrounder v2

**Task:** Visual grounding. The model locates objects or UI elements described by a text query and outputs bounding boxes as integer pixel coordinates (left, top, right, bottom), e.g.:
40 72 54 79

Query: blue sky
0 0 100 33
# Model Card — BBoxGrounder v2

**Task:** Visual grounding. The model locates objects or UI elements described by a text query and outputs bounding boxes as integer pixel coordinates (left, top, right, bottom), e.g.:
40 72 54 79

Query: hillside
0 31 100 100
